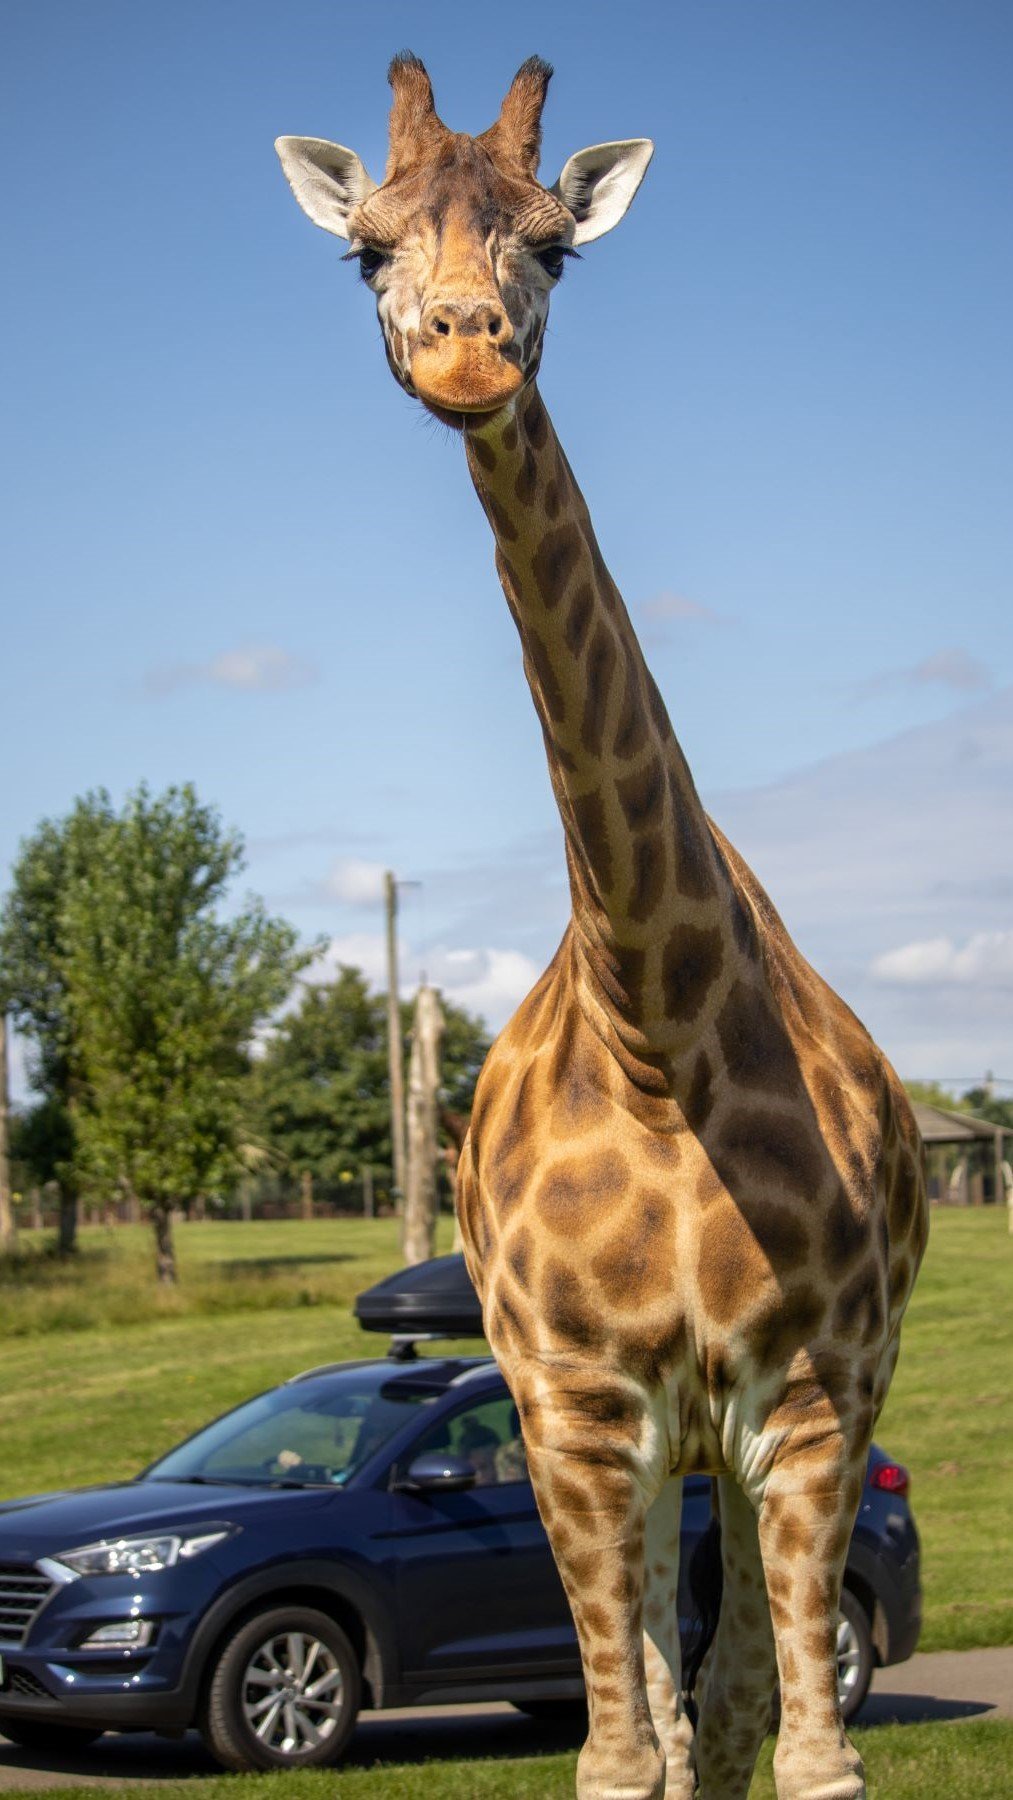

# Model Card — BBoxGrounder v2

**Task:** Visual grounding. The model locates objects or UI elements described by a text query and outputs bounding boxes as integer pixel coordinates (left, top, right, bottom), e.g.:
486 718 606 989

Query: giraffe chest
463 1012 897 1476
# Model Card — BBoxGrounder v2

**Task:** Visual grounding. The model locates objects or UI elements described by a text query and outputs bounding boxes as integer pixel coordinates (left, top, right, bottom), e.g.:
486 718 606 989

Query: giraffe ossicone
276 56 927 1800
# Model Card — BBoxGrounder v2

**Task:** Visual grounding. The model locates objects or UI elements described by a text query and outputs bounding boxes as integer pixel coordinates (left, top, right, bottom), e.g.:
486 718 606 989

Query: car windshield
142 1366 438 1488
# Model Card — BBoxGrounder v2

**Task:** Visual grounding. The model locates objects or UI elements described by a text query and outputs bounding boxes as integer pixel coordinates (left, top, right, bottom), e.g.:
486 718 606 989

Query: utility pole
384 871 407 1207
0 1015 15 1251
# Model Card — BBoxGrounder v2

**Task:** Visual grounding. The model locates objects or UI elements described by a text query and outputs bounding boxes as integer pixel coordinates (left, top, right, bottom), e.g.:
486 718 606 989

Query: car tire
199 1605 361 1772
838 1587 874 1724
0 1721 102 1752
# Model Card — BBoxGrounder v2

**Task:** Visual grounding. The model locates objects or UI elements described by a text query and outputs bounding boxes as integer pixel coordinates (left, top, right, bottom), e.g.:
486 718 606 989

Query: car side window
412 1394 529 1488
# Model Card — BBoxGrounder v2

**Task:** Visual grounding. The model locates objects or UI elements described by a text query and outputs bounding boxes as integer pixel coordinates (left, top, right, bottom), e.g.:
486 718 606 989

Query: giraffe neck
466 385 744 1065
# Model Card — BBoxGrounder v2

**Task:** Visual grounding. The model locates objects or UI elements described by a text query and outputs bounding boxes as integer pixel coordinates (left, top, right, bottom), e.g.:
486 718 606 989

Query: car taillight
870 1461 909 1498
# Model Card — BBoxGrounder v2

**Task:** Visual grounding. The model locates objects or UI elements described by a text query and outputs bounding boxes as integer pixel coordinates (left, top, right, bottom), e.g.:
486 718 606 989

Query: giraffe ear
274 136 378 240
550 140 654 245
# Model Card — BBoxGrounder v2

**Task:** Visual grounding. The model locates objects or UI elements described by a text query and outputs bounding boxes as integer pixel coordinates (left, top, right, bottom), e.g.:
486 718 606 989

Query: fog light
81 1620 155 1649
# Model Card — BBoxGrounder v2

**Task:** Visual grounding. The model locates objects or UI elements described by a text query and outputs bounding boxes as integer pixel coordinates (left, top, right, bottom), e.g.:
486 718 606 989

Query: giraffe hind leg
643 1474 695 1799
693 1475 778 1800
758 1438 867 1800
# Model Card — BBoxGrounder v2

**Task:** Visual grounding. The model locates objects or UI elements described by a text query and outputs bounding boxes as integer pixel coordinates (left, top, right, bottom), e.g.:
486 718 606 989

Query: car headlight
54 1529 233 1578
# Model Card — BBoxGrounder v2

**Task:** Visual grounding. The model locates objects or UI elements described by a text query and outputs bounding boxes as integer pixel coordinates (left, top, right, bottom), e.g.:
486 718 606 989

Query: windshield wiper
148 1475 246 1486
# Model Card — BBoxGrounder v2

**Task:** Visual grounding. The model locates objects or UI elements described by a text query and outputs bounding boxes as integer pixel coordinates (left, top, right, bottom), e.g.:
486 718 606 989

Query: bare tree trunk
300 1168 314 1221
0 1016 15 1253
362 1164 374 1220
403 985 445 1266
385 872 407 1210
30 1188 43 1232
152 1204 177 1284
239 1178 253 1223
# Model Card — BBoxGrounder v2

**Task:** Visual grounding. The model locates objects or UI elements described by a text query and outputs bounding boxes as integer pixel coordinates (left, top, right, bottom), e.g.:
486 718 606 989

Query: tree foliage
251 968 491 1188
1 785 310 1275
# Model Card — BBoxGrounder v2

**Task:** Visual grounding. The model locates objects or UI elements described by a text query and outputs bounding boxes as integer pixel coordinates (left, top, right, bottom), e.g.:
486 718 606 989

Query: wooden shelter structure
912 1102 1012 1206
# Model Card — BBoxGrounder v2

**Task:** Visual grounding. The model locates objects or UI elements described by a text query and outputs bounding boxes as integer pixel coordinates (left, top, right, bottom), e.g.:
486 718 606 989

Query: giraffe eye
534 245 578 282
357 246 389 281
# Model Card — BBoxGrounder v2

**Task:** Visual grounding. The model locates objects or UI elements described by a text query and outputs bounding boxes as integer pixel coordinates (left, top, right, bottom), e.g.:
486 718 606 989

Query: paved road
0 1648 1009 1789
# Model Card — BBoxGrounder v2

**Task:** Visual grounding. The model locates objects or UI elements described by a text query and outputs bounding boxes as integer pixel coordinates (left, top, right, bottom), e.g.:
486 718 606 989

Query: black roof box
354 1253 484 1339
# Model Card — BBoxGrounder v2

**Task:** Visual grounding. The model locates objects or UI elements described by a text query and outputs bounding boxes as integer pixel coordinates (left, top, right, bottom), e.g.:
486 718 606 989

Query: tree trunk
403 985 445 1266
58 1189 79 1255
30 1188 43 1232
152 1204 178 1284
300 1168 313 1221
0 1015 15 1253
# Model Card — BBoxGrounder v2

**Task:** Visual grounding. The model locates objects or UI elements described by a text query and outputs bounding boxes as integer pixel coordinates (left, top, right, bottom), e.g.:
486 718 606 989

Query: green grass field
0 1724 1011 1799
1 1206 1010 1659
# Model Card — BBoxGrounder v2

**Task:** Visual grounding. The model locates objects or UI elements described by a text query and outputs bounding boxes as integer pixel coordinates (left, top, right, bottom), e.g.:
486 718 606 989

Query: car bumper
0 1564 218 1734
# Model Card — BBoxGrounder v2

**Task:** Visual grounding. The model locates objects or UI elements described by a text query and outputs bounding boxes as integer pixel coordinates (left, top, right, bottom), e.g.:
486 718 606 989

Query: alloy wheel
240 1629 344 1758
836 1609 863 1706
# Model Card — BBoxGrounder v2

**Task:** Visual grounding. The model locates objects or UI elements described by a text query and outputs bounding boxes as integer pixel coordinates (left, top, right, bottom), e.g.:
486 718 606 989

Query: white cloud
871 931 1013 988
303 934 540 1032
713 686 1013 1078
147 644 316 696
4 1029 32 1107
855 645 991 701
429 946 542 1023
639 592 722 625
325 859 387 906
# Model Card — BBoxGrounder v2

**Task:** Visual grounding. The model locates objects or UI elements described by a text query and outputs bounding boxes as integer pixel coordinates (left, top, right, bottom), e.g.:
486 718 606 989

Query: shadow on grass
861 1693 994 1726
0 1710 583 1783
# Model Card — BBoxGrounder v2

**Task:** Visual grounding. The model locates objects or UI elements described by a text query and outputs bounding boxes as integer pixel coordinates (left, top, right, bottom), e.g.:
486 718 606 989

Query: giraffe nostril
487 315 502 338
433 316 451 337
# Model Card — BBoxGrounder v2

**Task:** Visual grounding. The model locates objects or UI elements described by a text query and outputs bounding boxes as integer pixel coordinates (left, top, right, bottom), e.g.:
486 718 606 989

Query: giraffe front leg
525 1438 666 1800
693 1475 777 1799
643 1475 695 1799
757 1445 867 1800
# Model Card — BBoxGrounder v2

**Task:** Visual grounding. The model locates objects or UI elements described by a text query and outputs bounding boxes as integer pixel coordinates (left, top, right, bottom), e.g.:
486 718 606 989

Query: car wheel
199 1605 361 1772
837 1588 874 1723
0 1721 102 1752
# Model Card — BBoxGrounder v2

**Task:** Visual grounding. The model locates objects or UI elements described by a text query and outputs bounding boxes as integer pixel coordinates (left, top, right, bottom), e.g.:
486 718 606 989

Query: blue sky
4 1 1012 1095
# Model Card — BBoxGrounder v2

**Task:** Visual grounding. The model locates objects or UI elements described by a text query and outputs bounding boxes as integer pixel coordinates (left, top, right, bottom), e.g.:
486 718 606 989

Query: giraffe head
276 55 652 428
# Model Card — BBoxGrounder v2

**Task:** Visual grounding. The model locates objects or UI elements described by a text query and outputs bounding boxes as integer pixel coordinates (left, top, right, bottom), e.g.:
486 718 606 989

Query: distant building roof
912 1102 1011 1145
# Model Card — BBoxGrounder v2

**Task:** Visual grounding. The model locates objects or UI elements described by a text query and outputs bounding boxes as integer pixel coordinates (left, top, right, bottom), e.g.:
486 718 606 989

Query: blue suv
0 1259 921 1771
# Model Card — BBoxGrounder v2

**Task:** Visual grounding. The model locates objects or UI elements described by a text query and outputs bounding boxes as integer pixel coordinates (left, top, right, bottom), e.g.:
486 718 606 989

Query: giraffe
276 56 927 1800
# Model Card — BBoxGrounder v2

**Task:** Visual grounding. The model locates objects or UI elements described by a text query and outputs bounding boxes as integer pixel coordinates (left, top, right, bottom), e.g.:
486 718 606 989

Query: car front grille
0 1565 56 1648
6 1667 51 1699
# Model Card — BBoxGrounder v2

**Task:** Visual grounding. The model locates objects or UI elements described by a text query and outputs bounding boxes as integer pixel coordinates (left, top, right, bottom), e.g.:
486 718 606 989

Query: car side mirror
398 1451 477 1494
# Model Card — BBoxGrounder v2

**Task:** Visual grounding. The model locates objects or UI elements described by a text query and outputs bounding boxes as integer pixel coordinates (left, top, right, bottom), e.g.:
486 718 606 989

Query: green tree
903 1081 969 1112
0 796 113 1252
251 969 491 1197
2 786 310 1281
960 1086 1013 1131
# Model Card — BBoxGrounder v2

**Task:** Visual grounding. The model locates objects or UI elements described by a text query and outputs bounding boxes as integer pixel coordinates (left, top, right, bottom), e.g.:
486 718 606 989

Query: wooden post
362 1164 374 1220
300 1167 314 1221
0 1015 15 1252
385 871 407 1208
239 1177 253 1223
403 984 445 1266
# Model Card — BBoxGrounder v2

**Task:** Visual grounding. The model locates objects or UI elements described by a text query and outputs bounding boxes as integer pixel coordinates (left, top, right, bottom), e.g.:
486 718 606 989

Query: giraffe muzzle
412 295 524 418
